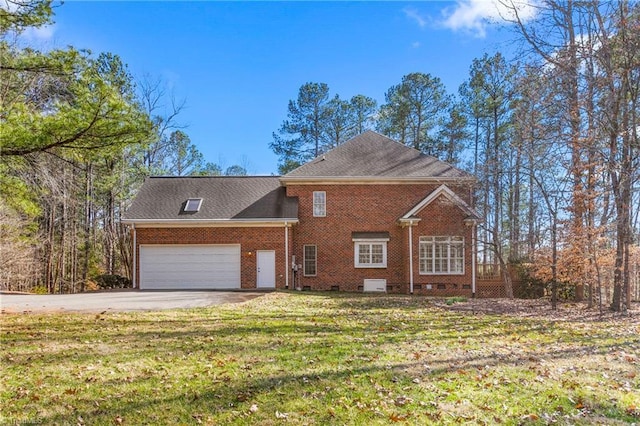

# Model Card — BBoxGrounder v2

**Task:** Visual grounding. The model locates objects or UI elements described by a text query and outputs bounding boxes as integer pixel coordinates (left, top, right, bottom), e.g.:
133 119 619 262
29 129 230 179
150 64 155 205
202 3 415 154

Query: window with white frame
419 236 464 274
354 241 387 268
313 191 326 217
304 245 317 276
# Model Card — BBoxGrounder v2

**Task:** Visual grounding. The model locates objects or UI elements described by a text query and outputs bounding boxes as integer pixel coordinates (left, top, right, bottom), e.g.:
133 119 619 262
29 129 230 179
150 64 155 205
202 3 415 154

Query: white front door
256 250 276 288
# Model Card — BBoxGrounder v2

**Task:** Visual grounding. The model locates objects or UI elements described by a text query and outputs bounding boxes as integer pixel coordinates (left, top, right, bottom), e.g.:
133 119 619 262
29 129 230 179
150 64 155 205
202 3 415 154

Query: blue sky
26 1 534 175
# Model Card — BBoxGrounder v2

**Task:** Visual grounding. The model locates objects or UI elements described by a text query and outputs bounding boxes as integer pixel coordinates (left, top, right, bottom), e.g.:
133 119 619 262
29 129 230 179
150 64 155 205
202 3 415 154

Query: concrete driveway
0 290 268 313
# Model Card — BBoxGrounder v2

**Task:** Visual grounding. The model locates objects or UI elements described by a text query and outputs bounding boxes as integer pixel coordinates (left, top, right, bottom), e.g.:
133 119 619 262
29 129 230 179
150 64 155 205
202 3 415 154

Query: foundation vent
363 279 387 292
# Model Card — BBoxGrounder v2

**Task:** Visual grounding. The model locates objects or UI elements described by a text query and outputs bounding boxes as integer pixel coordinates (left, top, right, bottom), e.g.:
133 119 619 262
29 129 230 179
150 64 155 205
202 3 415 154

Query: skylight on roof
184 198 203 212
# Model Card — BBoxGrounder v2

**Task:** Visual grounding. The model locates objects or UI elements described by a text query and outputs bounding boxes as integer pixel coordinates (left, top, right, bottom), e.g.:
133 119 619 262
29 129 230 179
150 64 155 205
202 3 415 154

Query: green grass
2 292 639 425
445 296 468 305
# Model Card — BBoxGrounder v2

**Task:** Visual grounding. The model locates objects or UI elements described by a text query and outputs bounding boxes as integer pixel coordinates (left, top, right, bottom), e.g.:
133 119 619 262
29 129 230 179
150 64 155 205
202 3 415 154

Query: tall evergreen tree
377 73 450 154
270 83 376 174
270 82 330 173
349 94 377 135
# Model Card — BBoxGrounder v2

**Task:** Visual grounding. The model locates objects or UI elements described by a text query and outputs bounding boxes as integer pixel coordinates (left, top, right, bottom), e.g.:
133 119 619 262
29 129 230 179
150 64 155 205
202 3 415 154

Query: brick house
122 131 480 295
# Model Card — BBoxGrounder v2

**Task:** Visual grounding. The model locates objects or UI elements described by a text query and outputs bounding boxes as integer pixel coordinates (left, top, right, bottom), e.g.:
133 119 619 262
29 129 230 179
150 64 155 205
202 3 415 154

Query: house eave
401 184 480 220
121 218 299 228
280 176 476 185
398 217 422 227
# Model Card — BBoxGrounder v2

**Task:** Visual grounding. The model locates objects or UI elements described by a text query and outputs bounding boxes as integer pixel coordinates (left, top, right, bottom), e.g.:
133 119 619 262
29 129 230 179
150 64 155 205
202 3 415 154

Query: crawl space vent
363 279 387 292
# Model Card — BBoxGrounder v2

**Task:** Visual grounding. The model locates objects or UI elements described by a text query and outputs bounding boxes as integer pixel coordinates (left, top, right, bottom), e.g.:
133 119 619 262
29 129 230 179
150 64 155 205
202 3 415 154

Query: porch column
400 218 420 294
472 222 477 297
408 220 414 294
464 218 479 298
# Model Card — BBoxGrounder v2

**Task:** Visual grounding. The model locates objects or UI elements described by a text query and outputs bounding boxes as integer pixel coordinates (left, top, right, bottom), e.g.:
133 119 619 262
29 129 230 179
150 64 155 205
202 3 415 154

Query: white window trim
354 240 387 268
303 244 317 277
313 191 326 217
419 236 465 275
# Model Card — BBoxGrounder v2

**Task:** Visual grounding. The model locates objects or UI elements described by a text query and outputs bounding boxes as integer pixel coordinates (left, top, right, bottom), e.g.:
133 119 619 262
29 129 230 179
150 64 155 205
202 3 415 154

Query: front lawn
2 292 639 425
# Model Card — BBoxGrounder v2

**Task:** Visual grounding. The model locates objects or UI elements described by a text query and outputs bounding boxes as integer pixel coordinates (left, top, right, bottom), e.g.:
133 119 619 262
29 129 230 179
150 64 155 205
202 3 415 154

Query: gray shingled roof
123 176 298 221
284 130 473 180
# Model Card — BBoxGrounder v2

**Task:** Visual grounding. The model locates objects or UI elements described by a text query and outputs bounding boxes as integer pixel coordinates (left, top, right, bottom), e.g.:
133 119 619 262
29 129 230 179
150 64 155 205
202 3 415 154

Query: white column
285 222 289 289
472 223 476 297
409 221 414 294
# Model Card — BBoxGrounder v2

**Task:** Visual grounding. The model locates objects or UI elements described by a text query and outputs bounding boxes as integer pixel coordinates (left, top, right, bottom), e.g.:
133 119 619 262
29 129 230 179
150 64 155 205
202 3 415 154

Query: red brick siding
285 184 475 294
410 197 475 296
134 227 290 289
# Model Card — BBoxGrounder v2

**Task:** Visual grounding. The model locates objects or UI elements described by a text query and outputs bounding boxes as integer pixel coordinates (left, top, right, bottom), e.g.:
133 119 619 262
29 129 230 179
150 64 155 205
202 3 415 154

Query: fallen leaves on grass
2 293 639 425
434 297 640 323
275 410 289 419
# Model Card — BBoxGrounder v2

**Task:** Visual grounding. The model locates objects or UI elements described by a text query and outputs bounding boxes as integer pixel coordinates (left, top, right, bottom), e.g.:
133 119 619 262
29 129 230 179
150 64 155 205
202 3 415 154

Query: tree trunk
44 201 55 293
566 0 585 302
511 144 521 261
551 210 558 310
82 162 92 292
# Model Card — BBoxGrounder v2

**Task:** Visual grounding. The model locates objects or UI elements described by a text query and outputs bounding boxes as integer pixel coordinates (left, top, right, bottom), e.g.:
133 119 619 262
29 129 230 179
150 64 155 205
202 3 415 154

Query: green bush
32 285 48 294
445 296 468 305
94 274 131 290
513 262 546 299
547 280 575 301
516 274 545 299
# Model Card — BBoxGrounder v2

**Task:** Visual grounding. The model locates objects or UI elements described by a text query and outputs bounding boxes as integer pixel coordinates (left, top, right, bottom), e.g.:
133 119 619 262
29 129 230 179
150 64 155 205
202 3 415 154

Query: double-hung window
353 232 389 268
354 241 387 268
419 236 464 274
303 245 317 276
313 191 326 217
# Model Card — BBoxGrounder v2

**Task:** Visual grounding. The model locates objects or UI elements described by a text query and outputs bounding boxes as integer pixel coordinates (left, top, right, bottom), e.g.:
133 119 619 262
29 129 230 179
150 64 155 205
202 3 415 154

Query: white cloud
412 41 421 48
441 0 539 38
1 0 55 42
0 0 20 13
403 7 428 29
22 25 55 42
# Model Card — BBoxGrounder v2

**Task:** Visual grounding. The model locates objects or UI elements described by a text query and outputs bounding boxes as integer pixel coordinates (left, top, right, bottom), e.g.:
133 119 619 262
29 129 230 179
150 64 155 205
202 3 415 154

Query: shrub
84 280 99 291
445 296 467 305
32 285 48 294
94 274 131 290
547 280 575 301
512 262 546 299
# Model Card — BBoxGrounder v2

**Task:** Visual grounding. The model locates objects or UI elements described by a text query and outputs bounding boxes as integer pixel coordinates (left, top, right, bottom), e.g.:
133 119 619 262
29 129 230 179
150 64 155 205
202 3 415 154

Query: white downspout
132 224 137 289
409 221 414 294
285 222 289 289
472 223 476 298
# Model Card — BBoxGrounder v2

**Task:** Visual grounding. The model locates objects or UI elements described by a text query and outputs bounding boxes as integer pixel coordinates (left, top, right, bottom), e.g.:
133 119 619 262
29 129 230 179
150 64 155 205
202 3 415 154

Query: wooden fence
476 263 522 298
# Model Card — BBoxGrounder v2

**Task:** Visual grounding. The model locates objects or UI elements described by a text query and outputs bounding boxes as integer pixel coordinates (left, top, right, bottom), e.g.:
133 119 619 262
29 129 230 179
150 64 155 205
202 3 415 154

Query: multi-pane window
419 236 464 274
313 191 326 217
355 242 387 268
304 245 317 276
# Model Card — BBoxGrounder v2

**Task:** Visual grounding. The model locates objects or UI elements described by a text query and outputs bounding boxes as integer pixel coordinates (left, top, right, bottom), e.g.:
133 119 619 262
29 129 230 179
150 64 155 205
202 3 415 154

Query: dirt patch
433 297 640 324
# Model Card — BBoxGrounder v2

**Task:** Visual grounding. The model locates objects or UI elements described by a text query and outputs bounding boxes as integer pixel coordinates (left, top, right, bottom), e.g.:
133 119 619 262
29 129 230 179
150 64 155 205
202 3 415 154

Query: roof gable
283 130 473 181
401 185 480 221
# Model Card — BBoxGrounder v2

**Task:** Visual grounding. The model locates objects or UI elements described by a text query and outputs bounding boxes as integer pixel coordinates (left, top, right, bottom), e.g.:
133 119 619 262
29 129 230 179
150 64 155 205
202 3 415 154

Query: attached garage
139 245 241 290
123 176 299 290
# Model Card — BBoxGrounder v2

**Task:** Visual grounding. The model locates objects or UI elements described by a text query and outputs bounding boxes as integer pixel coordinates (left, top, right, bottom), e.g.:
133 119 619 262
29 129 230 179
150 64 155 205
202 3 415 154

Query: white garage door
139 245 241 290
